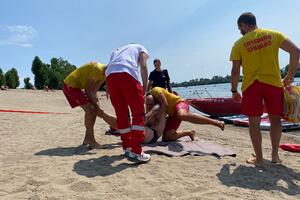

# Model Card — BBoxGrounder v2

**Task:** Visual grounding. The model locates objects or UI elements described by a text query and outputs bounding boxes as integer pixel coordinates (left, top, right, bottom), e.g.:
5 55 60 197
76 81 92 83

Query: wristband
231 89 238 93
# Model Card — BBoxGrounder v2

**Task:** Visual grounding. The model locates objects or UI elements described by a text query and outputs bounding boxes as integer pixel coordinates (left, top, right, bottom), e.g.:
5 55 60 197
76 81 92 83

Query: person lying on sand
103 105 166 144
146 87 225 142
144 104 166 143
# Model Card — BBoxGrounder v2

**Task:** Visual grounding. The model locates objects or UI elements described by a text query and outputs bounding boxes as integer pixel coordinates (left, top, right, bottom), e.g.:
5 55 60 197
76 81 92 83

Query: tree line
0 56 76 89
0 60 299 89
31 56 76 89
0 68 20 89
171 63 300 87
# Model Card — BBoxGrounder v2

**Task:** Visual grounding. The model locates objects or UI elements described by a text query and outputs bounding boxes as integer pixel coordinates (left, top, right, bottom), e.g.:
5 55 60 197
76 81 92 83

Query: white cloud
0 25 37 48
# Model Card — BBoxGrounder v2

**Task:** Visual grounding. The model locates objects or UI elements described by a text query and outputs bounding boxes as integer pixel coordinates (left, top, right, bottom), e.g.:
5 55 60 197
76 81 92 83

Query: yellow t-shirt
64 62 106 89
150 87 183 116
230 28 287 91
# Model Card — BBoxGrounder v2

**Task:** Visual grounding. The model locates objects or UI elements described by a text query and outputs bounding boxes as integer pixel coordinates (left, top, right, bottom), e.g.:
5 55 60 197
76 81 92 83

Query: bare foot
271 154 282 164
246 155 263 167
88 143 102 149
82 141 102 149
216 120 225 131
188 130 195 141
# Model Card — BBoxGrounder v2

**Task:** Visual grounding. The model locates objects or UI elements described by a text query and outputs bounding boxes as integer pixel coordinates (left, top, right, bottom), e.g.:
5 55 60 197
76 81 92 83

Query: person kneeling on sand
63 61 109 149
146 87 225 142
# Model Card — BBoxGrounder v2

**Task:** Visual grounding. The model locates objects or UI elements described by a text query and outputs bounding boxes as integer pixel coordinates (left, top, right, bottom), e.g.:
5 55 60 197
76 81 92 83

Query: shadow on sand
73 155 140 177
217 162 300 196
34 142 122 157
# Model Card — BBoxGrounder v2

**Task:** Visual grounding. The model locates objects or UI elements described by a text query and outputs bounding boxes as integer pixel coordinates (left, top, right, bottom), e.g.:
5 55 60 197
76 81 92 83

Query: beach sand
0 89 299 200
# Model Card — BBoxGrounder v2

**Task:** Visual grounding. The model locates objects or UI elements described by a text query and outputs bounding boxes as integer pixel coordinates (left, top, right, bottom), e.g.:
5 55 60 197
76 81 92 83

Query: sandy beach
0 89 299 200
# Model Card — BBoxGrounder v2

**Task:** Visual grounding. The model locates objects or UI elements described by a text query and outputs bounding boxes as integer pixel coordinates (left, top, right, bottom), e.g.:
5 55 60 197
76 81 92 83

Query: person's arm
280 39 300 86
139 52 148 94
164 70 172 93
85 79 104 117
166 80 172 93
145 104 160 126
147 80 153 92
153 91 168 118
231 60 242 102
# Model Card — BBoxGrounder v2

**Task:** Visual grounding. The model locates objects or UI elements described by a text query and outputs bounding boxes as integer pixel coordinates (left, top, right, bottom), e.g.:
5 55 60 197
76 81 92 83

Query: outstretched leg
177 109 225 131
101 112 117 128
163 129 195 142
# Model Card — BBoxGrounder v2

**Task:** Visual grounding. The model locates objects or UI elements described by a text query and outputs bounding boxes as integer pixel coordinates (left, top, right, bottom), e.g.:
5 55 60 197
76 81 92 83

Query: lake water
173 78 300 135
174 77 300 99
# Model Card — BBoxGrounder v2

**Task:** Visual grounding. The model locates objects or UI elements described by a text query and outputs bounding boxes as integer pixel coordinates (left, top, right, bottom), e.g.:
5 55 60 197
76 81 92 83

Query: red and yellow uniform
63 62 105 108
150 87 189 132
150 87 182 116
230 28 286 91
230 29 286 116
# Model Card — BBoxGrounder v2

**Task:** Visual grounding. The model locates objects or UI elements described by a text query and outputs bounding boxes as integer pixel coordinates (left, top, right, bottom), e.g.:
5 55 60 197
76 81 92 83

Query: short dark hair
237 12 256 26
153 59 161 64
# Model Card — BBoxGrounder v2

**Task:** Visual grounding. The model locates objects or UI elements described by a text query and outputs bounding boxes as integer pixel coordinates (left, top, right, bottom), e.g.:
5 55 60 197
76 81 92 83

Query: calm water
174 77 300 99
173 78 300 135
174 82 234 99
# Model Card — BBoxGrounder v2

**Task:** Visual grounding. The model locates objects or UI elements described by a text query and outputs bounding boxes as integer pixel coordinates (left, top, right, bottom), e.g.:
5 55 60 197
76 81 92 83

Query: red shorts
62 83 89 108
242 80 283 116
164 101 189 132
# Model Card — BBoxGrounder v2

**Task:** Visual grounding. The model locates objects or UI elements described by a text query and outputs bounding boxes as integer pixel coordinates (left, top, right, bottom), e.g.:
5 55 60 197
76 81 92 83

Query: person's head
145 93 156 111
237 12 257 35
153 59 161 70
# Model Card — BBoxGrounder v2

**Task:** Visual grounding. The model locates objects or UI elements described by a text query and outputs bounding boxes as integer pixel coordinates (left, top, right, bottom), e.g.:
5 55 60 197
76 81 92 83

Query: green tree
48 57 76 89
24 77 33 89
0 68 5 86
31 56 76 90
281 63 300 77
50 57 76 79
31 56 48 89
48 68 63 89
5 68 19 89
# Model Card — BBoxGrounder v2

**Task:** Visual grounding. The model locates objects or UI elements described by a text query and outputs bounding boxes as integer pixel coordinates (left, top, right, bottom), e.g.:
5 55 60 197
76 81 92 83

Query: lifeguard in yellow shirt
63 62 115 149
146 87 225 142
230 12 300 167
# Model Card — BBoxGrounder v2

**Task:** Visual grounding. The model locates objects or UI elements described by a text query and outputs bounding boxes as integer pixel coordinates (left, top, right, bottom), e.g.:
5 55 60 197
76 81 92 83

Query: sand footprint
70 181 96 192
55 177 76 185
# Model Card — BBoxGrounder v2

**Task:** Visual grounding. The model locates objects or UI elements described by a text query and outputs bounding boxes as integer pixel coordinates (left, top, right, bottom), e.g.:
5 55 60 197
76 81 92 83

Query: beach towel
143 136 236 157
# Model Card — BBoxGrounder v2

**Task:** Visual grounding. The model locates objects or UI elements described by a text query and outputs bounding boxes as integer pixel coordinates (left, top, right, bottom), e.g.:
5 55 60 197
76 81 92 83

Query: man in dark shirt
148 59 172 93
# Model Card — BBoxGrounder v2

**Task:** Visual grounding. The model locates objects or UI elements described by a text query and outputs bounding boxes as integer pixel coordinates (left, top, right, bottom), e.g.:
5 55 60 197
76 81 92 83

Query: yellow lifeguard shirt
150 87 183 116
230 28 287 91
64 62 106 89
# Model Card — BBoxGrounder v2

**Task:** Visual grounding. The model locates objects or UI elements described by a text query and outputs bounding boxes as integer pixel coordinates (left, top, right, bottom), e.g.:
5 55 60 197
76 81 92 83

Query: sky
0 0 300 87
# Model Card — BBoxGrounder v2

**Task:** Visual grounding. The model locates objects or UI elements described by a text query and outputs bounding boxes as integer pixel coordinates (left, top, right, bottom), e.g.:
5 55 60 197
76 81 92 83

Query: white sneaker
125 150 151 163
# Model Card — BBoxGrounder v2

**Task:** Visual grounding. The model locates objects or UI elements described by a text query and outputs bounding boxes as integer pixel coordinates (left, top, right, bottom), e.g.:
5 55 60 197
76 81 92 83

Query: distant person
105 43 151 163
63 61 107 149
146 87 225 142
1 85 8 90
230 12 300 167
43 85 49 92
148 59 172 93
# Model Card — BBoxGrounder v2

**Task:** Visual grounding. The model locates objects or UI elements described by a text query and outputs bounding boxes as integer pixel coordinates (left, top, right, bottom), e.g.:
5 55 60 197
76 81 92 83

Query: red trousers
106 72 145 154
